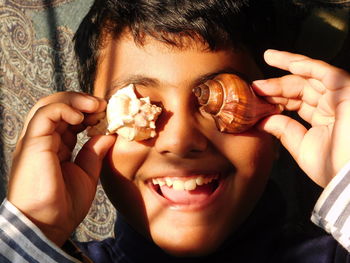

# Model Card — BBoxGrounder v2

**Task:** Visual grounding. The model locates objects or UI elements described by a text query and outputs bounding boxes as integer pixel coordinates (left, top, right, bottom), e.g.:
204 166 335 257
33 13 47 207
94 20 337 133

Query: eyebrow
192 68 250 87
106 75 160 99
105 67 249 99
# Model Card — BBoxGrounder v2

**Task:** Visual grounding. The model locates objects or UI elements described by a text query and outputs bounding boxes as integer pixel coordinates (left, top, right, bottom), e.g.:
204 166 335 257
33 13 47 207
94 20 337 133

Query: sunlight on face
94 31 275 256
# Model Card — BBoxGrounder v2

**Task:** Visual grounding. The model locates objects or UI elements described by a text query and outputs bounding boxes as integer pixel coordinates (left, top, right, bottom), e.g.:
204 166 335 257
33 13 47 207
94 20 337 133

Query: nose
154 97 208 158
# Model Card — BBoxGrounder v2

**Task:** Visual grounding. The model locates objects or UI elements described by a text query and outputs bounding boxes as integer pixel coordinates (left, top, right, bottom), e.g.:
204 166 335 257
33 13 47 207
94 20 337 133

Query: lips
149 174 221 206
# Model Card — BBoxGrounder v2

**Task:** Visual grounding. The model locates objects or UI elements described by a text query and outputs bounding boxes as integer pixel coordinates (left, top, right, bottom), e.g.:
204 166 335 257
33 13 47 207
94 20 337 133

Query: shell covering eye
88 84 162 141
193 74 282 133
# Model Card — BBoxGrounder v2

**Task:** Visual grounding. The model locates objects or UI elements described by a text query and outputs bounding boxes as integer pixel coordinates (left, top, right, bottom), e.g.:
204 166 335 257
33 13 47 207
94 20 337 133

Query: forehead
93 32 261 97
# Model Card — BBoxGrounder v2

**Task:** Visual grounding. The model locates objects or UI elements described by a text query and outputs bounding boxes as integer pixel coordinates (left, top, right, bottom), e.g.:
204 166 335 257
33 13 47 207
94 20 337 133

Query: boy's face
94 32 276 256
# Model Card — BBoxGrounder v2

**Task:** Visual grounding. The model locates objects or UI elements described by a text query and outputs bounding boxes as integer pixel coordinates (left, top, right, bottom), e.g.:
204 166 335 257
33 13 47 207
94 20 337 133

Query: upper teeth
152 175 218 191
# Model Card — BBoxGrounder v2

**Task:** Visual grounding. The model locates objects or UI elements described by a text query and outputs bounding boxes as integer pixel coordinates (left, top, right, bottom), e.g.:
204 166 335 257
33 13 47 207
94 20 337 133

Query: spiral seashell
193 74 282 133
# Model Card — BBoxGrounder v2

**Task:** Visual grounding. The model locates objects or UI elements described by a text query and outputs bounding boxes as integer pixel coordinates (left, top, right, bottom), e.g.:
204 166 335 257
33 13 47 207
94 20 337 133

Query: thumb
75 135 117 182
257 114 306 162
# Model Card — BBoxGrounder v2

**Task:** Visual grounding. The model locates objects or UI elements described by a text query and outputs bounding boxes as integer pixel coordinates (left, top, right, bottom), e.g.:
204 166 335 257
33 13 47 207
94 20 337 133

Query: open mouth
149 174 221 205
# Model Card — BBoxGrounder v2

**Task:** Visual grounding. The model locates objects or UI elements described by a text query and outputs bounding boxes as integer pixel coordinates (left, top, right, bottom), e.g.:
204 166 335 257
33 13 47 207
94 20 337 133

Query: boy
1 0 350 262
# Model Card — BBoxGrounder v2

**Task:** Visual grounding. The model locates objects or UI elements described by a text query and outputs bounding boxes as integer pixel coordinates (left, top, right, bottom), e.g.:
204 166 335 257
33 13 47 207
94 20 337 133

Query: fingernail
252 80 267 87
83 93 98 101
85 95 107 106
265 49 278 55
93 96 107 104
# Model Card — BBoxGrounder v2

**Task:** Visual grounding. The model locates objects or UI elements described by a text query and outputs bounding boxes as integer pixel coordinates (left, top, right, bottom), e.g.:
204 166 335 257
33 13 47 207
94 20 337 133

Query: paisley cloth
0 0 116 242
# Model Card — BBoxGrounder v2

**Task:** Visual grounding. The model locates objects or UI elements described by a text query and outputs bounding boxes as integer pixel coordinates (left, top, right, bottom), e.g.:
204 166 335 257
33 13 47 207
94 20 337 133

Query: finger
62 117 107 153
74 135 116 183
21 93 106 140
264 95 317 123
264 96 301 110
39 111 107 154
57 140 73 162
60 128 78 153
257 114 307 162
34 92 106 114
263 49 350 89
253 74 324 107
70 111 107 133
25 103 84 138
49 112 104 154
83 112 106 127
295 102 316 125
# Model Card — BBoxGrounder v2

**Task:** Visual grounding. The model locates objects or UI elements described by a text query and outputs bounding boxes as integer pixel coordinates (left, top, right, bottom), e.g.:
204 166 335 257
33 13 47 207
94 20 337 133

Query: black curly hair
74 0 285 94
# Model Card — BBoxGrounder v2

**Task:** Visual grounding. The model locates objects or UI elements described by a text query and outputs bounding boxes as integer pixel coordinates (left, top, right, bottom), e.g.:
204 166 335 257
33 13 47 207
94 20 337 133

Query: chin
151 224 228 258
158 239 220 258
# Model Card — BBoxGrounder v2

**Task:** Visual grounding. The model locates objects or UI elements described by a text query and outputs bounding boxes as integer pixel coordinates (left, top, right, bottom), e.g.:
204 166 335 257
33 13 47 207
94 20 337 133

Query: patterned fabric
312 160 350 251
0 0 116 242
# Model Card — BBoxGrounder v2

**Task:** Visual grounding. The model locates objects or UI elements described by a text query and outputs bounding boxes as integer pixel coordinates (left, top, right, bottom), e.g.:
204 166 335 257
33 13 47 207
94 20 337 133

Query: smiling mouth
149 175 221 205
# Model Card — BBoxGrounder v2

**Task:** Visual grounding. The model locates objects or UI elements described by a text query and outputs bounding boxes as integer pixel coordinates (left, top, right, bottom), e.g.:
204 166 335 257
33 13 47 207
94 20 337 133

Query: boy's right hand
7 92 116 247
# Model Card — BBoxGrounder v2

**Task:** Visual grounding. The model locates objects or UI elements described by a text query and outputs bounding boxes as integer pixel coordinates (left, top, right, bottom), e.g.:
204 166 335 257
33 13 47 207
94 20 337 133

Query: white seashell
87 84 162 141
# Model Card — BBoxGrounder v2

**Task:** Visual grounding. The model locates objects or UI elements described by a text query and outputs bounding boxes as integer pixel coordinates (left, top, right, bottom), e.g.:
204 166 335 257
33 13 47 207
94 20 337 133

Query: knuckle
34 102 71 118
36 91 80 106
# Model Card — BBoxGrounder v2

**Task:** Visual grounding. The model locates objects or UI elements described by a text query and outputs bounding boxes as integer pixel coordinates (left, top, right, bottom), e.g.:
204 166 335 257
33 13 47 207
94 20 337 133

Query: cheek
220 133 275 237
109 137 150 180
195 112 276 177
102 137 152 236
224 131 276 205
218 131 276 178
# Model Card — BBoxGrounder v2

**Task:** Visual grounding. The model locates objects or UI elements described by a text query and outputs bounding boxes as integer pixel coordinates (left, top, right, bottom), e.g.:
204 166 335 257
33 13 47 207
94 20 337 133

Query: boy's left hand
252 49 350 187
